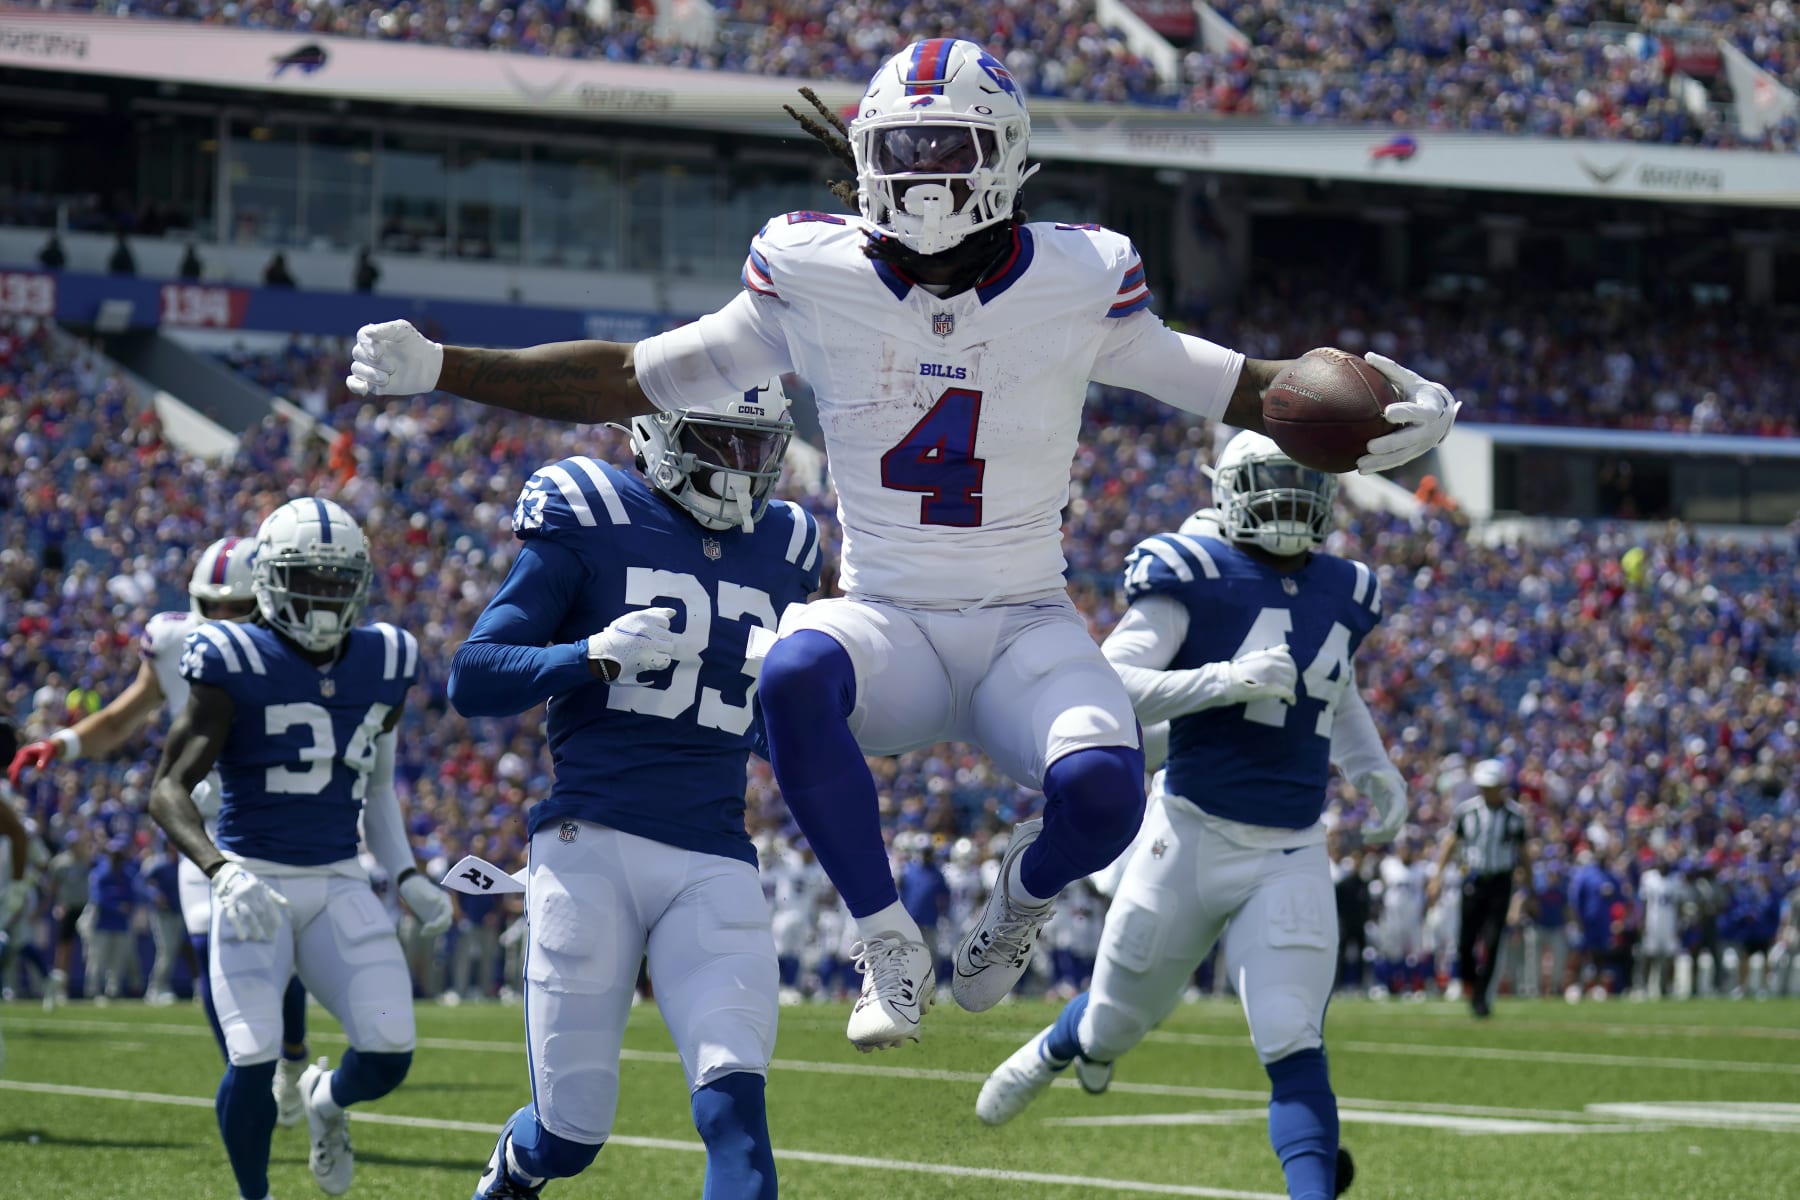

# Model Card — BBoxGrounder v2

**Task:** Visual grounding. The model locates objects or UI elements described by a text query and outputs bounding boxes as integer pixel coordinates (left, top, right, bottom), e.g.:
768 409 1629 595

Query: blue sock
692 1073 777 1200
1043 991 1090 1065
280 977 308 1059
328 1049 411 1107
1265 1048 1338 1200
190 934 227 1059
505 1104 602 1183
759 631 895 918
216 1060 278 1199
1019 746 1146 900
778 956 799 988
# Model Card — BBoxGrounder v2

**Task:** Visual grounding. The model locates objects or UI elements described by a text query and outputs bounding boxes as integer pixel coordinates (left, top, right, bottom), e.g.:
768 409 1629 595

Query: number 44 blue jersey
180 620 419 866
1123 533 1382 830
450 456 821 866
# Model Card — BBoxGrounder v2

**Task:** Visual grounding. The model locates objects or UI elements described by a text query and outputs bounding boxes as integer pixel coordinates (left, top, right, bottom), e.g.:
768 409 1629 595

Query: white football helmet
1178 507 1227 540
630 381 795 533
850 39 1040 255
188 536 260 620
252 498 371 652
1213 431 1338 558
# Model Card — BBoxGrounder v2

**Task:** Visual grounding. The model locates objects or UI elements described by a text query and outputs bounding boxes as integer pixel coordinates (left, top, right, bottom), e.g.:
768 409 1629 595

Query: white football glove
1358 353 1462 475
346 320 444 397
210 863 288 942
1356 767 1409 845
398 872 453 938
1223 643 1298 706
587 607 678 685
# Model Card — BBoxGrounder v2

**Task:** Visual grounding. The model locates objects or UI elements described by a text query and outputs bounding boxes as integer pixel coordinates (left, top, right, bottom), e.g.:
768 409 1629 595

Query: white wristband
51 729 82 761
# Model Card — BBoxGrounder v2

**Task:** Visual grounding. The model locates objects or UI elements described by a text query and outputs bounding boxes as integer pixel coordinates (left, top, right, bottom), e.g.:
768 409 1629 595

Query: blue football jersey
472 455 820 864
180 620 419 866
1122 533 1382 829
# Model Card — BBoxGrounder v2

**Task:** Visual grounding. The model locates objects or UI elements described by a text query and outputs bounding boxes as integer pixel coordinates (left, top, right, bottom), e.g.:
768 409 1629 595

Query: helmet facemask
633 406 794 533
1217 457 1338 557
254 550 371 652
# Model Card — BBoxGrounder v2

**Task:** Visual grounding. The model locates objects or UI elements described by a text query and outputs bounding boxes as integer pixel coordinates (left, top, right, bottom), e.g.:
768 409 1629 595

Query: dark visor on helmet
874 125 997 175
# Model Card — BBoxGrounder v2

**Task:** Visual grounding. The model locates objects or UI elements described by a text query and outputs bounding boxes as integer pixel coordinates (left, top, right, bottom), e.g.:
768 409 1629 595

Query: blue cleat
474 1112 545 1200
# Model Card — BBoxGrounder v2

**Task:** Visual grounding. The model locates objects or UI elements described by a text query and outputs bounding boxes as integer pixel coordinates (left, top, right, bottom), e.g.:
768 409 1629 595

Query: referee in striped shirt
1428 759 1530 1018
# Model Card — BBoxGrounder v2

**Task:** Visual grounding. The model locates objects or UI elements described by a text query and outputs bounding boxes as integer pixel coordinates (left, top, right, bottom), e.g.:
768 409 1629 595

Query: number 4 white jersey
633 214 1245 606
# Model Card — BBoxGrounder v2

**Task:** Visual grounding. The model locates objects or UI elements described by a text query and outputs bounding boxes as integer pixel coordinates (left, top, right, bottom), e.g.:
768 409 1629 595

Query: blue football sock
280 977 308 1059
1043 991 1090 1065
692 1073 777 1200
1265 1048 1338 1200
1019 746 1145 900
328 1049 411 1107
778 956 800 988
190 934 227 1059
759 631 895 918
216 1060 278 1200
505 1104 603 1183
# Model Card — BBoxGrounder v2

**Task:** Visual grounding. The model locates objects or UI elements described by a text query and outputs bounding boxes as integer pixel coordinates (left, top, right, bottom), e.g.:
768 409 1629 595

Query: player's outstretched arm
1102 595 1297 723
148 683 235 878
345 319 651 426
7 660 164 785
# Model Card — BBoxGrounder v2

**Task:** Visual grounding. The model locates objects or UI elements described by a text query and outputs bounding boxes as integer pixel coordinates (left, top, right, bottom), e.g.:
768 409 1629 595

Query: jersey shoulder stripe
563 456 630 525
215 620 268 675
1162 533 1220 579
184 624 246 677
516 456 630 538
370 622 421 683
768 500 823 587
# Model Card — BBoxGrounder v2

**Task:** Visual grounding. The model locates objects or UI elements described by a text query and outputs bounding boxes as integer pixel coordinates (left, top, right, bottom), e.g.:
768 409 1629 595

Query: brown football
1262 348 1400 474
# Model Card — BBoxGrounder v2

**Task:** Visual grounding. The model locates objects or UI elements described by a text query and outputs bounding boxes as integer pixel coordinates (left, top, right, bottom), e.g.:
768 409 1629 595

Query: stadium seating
51 0 1800 144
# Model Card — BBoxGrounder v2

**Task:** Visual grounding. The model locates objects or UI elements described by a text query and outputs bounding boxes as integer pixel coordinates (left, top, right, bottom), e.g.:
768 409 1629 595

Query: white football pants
210 866 414 1066
525 821 777 1145
177 856 213 937
778 593 1138 786
1080 798 1337 1066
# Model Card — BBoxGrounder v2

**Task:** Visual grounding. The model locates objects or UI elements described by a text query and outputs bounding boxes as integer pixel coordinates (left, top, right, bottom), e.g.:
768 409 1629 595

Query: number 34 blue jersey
1123 533 1382 830
181 620 419 866
450 457 821 865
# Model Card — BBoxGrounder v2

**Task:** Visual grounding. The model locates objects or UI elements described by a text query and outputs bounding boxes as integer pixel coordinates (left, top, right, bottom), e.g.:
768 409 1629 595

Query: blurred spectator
85 833 140 1001
263 252 296 289
354 247 381 294
106 232 135 277
37 234 66 271
178 242 205 281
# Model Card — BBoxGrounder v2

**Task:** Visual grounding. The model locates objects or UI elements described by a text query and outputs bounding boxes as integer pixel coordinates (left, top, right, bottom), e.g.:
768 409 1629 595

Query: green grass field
5 994 1798 1199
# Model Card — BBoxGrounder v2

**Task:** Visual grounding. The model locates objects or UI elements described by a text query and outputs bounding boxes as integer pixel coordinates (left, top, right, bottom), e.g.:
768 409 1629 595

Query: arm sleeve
1102 596 1241 725
1141 721 1171 774
1090 310 1245 421
632 291 795 414
1328 671 1392 784
358 731 414 880
447 539 595 718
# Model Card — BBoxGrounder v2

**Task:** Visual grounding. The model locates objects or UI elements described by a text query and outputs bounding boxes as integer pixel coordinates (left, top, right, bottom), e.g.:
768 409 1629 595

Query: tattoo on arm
437 342 652 426
1221 357 1292 432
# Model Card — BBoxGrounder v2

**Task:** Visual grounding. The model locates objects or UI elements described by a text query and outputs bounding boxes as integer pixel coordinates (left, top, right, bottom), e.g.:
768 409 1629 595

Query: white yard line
0 1078 1285 1200
1043 1109 1653 1136
0 1015 1671 1122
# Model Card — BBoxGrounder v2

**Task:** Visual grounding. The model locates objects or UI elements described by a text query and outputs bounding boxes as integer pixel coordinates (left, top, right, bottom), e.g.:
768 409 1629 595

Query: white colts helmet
252 498 372 652
188 536 260 619
850 39 1040 256
1178 507 1227 540
1213 431 1339 558
630 381 795 533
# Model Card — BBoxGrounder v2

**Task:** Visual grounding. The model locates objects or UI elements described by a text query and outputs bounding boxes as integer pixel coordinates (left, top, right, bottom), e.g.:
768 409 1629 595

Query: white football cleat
1074 1055 1113 1095
300 1057 354 1195
274 1056 307 1128
976 1025 1064 1125
952 818 1053 1012
846 933 935 1051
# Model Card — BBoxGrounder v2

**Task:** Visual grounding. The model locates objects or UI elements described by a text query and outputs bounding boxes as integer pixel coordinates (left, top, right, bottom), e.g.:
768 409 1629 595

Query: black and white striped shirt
1453 797 1527 878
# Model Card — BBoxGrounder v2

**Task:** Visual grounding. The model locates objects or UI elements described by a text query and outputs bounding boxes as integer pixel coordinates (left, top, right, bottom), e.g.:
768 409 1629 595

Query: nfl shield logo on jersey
932 311 954 337
702 537 722 561
319 678 336 698
558 821 579 843
1151 837 1168 860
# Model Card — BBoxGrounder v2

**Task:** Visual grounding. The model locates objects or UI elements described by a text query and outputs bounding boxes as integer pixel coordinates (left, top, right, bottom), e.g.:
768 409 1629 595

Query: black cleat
1335 1146 1356 1196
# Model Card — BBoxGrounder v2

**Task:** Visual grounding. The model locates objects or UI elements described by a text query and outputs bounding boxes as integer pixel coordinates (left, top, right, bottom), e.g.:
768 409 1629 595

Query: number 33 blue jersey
1123 534 1382 829
453 456 821 865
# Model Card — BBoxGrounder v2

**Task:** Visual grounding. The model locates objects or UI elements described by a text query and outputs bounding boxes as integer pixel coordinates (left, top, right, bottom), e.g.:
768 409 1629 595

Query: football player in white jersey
7 538 316 1118
975 434 1408 1200
342 37 1459 1049
1374 837 1430 997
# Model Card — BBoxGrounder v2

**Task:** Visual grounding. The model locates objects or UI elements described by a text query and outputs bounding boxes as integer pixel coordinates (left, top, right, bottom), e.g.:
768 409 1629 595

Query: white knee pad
329 886 417 1052
1247 985 1324 1064
1079 996 1156 1063
539 1052 623 1144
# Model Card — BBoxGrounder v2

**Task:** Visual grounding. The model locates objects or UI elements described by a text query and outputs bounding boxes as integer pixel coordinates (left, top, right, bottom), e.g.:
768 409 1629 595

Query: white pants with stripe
210 864 414 1066
1080 797 1337 1066
777 593 1137 786
525 821 778 1145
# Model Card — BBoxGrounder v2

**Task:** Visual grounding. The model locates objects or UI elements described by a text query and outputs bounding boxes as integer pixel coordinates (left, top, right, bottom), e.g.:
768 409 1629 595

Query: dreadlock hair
783 87 1028 294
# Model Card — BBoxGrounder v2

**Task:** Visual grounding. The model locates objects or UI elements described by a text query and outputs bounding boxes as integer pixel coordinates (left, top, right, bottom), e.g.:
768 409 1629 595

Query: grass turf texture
4 996 1798 1199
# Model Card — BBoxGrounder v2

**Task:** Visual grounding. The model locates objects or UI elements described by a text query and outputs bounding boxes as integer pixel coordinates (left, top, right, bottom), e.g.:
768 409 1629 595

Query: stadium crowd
52 0 1800 146
1 309 1796 1011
